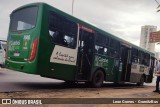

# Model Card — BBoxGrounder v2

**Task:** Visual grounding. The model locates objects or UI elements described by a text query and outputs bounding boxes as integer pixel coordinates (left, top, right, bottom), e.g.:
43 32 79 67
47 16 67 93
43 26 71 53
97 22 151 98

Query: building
140 25 157 52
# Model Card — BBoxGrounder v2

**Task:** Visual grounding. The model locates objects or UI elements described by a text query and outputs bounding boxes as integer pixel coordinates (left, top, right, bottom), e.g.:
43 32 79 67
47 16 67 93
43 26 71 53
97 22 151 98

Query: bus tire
91 70 104 88
137 75 145 86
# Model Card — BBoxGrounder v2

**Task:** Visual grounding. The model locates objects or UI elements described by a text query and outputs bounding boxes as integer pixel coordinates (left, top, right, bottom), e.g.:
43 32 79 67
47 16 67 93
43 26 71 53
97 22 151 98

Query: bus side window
48 12 77 48
109 49 117 58
138 51 144 65
95 45 107 55
146 54 150 66
95 45 98 53
132 48 138 63
106 37 109 46
142 53 150 66
98 47 104 54
104 48 108 55
109 39 120 58
95 33 106 46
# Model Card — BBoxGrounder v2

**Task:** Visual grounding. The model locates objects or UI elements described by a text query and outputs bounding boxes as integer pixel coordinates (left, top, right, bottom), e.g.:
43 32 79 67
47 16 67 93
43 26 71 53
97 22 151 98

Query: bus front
6 4 41 74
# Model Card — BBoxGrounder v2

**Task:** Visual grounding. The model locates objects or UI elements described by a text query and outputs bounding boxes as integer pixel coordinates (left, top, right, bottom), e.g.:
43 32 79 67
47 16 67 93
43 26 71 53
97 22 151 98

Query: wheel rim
93 70 104 88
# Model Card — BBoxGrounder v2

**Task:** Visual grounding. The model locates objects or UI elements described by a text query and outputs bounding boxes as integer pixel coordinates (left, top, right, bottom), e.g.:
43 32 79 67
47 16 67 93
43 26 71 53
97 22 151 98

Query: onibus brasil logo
1 99 42 105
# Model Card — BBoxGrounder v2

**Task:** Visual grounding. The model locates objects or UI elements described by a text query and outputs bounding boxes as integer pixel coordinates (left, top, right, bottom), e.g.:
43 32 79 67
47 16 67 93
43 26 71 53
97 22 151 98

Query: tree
155 0 160 12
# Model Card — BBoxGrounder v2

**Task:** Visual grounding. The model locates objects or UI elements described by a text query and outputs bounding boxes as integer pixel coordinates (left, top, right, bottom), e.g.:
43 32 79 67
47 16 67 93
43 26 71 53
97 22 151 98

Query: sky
0 0 160 51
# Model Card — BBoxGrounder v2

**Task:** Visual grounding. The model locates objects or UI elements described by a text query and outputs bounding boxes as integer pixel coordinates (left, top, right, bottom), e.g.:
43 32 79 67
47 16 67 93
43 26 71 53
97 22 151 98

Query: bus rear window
10 6 38 31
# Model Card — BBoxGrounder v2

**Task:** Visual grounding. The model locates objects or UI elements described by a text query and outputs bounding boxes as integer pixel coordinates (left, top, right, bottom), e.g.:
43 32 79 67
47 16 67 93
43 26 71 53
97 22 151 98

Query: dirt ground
1 85 159 98
0 83 159 107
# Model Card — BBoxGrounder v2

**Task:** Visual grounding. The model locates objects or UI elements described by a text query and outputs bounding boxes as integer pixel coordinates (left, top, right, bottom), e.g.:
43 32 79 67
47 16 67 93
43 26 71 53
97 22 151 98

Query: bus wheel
91 70 104 88
137 75 145 86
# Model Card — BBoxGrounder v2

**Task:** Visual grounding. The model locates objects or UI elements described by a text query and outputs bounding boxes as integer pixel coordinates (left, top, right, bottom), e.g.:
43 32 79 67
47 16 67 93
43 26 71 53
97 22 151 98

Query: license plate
14 53 20 56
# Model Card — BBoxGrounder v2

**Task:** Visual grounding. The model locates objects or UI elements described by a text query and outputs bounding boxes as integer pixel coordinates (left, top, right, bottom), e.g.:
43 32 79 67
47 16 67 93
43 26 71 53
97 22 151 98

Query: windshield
10 6 38 31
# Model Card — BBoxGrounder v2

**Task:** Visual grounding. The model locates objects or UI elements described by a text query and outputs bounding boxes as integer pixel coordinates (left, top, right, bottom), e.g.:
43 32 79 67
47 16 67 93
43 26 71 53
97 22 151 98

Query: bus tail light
27 38 38 62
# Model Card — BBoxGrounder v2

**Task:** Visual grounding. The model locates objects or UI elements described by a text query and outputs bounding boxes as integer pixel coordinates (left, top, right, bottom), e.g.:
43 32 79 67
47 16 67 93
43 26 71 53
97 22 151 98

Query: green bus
6 2 155 87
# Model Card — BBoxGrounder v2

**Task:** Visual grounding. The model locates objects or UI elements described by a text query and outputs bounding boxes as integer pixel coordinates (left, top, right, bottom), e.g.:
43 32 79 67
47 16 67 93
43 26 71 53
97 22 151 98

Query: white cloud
0 0 160 52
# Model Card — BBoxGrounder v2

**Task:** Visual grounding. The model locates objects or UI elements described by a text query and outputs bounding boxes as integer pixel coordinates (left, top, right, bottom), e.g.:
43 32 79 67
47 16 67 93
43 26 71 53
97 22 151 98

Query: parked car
0 40 6 68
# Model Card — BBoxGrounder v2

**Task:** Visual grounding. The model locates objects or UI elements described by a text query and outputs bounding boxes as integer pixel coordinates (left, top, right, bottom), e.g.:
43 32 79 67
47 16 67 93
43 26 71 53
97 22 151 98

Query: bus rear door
120 44 132 81
76 28 95 80
146 56 155 83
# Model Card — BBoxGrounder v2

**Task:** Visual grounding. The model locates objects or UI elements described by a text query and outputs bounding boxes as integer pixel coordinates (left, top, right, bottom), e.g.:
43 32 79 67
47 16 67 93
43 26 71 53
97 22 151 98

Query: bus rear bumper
5 59 38 75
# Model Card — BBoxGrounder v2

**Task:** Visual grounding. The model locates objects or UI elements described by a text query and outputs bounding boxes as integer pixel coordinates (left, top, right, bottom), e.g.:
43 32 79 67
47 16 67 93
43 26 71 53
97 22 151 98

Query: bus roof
11 2 41 14
11 2 155 56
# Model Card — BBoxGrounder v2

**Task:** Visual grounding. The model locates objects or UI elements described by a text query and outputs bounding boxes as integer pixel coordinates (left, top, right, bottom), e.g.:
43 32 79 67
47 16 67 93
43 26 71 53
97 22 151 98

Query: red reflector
79 24 95 33
27 38 38 61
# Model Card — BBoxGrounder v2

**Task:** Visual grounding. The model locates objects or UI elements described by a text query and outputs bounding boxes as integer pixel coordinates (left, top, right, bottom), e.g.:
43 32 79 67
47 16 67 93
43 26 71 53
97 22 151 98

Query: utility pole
72 0 75 15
